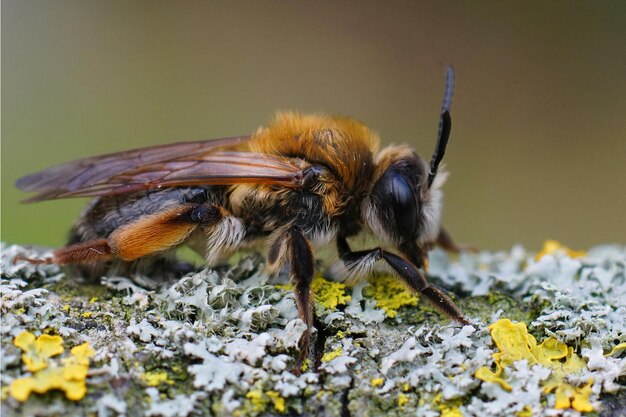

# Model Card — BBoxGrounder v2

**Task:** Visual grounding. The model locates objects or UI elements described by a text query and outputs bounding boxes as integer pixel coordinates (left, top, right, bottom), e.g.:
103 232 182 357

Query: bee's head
363 145 447 248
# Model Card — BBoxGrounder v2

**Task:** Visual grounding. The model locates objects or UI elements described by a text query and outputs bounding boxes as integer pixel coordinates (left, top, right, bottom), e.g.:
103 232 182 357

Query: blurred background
2 1 625 252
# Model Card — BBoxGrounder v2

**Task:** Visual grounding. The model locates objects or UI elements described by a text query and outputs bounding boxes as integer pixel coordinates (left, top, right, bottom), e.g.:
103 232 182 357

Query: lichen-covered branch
1 242 624 417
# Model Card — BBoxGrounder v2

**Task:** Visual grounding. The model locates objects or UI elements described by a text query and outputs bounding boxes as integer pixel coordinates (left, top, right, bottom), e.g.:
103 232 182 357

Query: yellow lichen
516 405 533 417
81 312 93 318
311 275 351 310
321 347 343 362
141 371 174 387
475 319 593 412
10 367 86 401
605 342 626 357
62 343 95 381
475 364 511 391
364 275 418 318
244 390 267 413
535 240 586 261
9 338 94 402
14 332 64 372
548 378 593 412
274 284 293 291
266 390 286 413
440 406 463 417
433 394 464 417
397 393 409 407
370 378 384 387
275 275 351 310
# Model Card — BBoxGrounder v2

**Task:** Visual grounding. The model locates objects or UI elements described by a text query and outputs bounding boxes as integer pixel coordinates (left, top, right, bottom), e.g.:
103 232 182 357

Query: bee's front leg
268 226 314 373
337 236 469 325
398 228 478 271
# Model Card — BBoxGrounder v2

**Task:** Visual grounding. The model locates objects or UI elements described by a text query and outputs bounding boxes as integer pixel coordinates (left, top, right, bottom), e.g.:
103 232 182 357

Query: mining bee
16 67 469 369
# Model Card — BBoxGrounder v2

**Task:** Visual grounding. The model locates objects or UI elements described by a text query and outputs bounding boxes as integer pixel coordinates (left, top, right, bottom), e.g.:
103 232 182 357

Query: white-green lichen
1 241 625 416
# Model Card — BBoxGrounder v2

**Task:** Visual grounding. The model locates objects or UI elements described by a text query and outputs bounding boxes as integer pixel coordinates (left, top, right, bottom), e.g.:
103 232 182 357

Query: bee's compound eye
390 173 418 238
371 167 419 241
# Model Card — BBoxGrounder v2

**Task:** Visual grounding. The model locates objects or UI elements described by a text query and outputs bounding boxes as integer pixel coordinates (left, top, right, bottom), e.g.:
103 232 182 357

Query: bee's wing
17 137 304 202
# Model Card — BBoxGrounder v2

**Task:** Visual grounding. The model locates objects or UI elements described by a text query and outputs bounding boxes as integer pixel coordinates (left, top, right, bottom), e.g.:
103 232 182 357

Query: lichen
14 332 64 372
265 390 286 413
1 242 624 417
322 347 343 363
243 389 266 414
363 274 419 318
311 275 351 310
276 275 351 310
535 239 586 261
9 334 94 402
370 378 384 387
475 319 593 412
142 371 174 387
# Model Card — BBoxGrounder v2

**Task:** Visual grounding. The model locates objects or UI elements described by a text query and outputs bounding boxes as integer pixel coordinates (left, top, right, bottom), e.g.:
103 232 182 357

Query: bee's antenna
428 66 454 188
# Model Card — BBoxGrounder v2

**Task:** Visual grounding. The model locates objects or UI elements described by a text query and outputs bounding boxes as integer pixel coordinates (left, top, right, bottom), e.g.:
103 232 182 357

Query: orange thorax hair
247 112 380 196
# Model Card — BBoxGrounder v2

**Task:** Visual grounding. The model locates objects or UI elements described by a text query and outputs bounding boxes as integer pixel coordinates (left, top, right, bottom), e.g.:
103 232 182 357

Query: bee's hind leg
436 226 478 253
17 204 225 276
268 226 315 374
14 239 112 266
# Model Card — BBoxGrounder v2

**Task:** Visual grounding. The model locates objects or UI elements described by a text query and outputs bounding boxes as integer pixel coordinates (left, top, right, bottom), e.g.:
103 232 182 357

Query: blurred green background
2 1 625 251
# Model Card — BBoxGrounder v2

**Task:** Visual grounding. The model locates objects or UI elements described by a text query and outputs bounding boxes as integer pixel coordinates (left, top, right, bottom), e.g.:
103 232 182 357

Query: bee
16 67 469 368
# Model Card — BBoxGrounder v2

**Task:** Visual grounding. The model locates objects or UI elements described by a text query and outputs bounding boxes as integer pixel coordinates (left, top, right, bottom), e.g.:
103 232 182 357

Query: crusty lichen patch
9 332 94 402
311 275 352 310
1 240 625 417
535 239 586 261
276 274 351 311
363 274 419 318
14 332 64 373
475 319 593 412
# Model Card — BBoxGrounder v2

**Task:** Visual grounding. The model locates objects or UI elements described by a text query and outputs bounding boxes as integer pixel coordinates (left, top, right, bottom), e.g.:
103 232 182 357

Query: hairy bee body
17 68 467 370
68 112 382 277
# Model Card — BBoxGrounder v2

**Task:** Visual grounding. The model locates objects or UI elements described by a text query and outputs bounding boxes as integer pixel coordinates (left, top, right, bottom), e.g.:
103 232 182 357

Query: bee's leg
20 204 223 266
378 250 469 324
16 239 113 265
268 226 314 373
337 236 468 325
436 227 478 253
397 240 429 269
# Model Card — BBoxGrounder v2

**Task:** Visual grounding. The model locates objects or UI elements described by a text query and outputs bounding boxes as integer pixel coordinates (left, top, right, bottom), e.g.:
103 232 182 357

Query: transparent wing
16 137 304 202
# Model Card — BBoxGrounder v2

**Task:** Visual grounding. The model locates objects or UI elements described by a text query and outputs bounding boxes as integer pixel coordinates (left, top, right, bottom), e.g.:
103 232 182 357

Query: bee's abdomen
68 187 220 244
